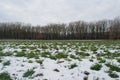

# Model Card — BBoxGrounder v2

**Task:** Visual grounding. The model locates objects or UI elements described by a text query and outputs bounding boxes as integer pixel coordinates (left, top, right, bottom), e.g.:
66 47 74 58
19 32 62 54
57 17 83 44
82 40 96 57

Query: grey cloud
0 0 120 25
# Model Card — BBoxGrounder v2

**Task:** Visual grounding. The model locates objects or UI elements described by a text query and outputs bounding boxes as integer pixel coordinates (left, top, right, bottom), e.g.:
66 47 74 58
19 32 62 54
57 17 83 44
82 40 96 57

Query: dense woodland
0 17 120 40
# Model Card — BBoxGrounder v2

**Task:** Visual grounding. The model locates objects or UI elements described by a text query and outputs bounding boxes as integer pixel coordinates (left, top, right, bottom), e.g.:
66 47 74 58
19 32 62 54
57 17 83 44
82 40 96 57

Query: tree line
0 17 120 40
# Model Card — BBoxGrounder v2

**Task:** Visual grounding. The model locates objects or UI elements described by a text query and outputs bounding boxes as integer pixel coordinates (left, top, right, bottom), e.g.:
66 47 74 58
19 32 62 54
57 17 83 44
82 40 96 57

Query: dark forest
0 17 120 40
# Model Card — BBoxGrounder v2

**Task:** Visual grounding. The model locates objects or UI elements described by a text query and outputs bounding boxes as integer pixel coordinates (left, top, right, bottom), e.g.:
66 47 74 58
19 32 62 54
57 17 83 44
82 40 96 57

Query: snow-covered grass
0 40 120 80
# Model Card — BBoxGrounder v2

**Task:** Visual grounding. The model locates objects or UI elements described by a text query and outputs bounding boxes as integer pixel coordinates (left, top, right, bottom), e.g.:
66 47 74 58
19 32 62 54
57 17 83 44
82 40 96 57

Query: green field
0 40 120 80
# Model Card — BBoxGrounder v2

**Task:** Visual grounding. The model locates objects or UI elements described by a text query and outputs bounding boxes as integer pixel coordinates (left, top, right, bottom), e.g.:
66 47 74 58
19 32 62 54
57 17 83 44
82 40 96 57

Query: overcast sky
0 0 120 25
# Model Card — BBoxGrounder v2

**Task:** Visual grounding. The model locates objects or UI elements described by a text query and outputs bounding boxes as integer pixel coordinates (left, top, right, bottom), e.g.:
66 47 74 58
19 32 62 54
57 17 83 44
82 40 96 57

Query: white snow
0 41 120 80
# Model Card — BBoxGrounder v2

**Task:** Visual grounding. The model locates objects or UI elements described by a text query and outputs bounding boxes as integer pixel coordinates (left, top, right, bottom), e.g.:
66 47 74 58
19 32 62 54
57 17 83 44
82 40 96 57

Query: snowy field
0 40 120 80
